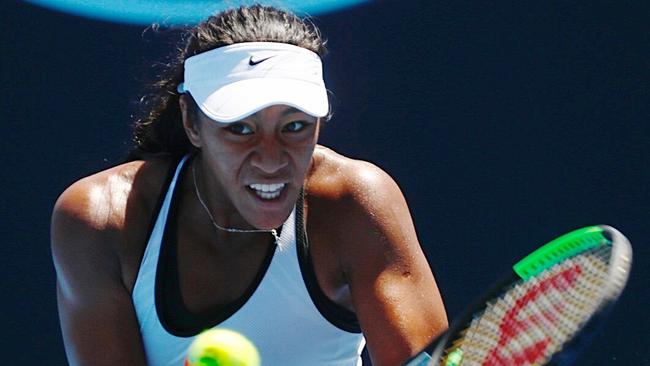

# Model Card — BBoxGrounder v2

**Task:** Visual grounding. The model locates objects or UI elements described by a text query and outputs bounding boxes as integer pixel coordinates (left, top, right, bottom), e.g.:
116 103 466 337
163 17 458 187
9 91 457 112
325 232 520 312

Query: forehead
205 105 316 124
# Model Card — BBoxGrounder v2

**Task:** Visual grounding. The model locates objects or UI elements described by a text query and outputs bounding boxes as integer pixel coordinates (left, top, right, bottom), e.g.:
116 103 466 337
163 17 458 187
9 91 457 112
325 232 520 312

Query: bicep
340 166 447 366
52 189 148 366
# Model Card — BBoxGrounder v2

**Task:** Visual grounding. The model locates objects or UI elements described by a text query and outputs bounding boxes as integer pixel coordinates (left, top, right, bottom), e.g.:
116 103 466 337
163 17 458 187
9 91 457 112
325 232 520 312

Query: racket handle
403 352 432 366
403 329 449 366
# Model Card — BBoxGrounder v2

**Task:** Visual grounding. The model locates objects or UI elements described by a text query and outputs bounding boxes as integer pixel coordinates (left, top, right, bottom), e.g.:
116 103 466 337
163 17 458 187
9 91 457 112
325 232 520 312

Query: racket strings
442 246 611 366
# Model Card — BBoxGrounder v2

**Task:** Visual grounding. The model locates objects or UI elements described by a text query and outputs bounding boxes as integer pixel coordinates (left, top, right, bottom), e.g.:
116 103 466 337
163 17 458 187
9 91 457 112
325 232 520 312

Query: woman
51 5 447 365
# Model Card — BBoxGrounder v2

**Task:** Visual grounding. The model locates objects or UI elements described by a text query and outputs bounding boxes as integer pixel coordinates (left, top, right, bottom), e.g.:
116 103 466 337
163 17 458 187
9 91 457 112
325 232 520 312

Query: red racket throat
483 263 583 365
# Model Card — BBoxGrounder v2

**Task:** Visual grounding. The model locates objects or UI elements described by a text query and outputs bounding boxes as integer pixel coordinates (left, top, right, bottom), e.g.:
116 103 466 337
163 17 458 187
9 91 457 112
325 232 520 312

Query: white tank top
132 155 366 365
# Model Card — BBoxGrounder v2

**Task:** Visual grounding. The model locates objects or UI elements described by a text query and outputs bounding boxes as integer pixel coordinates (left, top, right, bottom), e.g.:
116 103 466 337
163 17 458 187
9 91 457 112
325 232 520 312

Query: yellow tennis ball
185 328 261 366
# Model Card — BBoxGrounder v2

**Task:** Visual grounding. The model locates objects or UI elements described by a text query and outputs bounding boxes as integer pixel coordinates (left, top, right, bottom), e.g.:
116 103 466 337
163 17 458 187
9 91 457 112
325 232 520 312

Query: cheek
292 144 317 173
291 131 319 155
204 147 247 181
217 156 247 180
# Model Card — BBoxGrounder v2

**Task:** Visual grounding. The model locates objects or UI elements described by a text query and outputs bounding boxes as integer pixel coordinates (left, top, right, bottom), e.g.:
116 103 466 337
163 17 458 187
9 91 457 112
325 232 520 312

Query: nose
249 137 289 175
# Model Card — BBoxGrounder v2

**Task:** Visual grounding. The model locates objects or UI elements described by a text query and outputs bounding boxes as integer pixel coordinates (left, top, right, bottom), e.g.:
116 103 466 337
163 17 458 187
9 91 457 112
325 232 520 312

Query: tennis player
51 5 447 366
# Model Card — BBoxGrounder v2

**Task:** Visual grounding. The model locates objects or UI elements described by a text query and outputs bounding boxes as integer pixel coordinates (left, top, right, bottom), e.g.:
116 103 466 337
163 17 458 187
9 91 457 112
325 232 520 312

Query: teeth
248 183 285 199
249 183 285 192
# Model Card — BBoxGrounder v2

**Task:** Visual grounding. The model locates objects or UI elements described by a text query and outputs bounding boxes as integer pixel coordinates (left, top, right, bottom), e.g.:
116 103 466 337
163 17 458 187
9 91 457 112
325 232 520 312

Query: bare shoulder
306 145 420 268
53 157 172 232
53 161 143 232
51 157 174 296
307 145 401 202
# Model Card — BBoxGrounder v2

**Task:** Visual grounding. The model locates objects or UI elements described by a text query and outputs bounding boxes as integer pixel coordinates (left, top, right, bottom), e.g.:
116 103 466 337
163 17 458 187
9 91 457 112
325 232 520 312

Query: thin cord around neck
191 161 279 243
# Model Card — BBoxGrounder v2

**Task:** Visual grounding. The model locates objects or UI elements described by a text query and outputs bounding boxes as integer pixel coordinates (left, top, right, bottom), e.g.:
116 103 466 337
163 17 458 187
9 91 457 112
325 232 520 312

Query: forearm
58 286 148 366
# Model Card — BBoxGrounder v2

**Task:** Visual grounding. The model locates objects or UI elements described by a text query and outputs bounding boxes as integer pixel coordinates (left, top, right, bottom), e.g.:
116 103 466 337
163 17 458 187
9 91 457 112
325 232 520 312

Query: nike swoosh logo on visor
249 56 274 66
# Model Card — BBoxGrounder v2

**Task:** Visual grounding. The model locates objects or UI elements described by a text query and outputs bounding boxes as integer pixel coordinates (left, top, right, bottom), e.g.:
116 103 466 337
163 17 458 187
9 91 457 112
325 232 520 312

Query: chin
242 185 299 230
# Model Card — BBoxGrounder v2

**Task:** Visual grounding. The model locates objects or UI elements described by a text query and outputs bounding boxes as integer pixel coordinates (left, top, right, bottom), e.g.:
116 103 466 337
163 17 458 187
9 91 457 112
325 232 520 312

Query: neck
191 155 243 227
190 156 279 242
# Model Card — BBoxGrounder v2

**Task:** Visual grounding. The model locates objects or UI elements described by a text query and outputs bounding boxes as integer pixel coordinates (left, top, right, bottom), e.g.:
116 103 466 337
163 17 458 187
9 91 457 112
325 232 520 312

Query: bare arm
51 179 148 366
338 162 448 366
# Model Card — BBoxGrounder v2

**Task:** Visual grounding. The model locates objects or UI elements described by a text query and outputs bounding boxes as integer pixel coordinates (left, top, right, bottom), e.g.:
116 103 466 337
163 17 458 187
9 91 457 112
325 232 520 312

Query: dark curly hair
128 5 327 160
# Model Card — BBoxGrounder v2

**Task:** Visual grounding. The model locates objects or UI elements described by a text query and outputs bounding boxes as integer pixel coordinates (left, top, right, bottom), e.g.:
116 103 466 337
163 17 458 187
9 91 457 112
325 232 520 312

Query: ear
180 95 202 148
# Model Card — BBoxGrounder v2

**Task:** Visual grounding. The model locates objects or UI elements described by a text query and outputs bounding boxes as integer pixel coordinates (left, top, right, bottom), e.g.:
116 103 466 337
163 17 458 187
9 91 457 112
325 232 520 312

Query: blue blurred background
2 0 649 364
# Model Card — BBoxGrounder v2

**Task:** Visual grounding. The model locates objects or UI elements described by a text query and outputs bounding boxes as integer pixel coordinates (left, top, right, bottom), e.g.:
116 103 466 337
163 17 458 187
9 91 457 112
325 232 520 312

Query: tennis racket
405 225 632 366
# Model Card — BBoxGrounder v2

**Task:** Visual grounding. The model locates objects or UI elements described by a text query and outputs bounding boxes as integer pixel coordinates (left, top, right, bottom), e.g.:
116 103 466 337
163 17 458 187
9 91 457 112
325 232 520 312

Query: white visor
178 42 328 123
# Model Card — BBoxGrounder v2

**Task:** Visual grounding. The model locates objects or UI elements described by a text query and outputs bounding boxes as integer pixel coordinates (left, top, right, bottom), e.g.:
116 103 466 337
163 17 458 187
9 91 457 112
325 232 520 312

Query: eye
282 120 309 133
225 122 254 135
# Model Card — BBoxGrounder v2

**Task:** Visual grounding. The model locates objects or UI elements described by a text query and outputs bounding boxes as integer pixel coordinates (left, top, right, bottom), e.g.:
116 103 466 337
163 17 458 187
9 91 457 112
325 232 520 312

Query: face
183 101 320 230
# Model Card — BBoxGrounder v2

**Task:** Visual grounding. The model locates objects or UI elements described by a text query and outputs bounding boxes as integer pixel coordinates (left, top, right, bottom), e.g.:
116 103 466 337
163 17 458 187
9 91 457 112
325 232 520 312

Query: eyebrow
280 106 304 116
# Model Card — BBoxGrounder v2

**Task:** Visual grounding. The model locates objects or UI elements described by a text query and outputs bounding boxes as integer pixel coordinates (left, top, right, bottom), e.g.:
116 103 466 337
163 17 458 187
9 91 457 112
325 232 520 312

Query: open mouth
247 183 286 200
